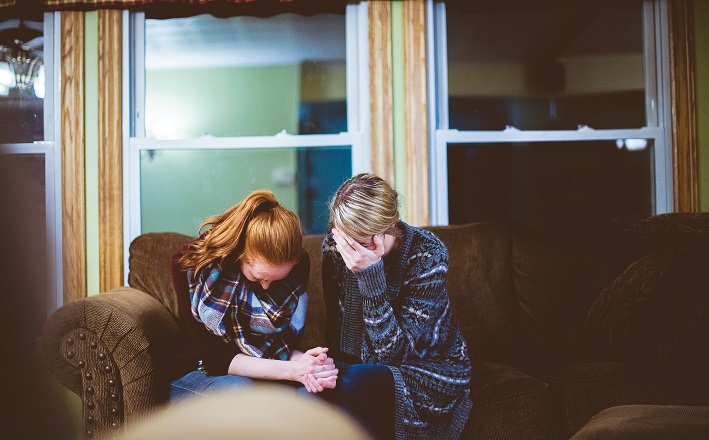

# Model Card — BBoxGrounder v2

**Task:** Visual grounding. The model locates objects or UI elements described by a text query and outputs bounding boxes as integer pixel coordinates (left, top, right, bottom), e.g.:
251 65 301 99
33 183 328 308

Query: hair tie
254 200 279 215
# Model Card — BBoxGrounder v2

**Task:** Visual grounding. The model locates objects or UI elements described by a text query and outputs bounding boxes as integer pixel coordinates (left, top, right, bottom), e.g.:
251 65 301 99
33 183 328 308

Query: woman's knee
338 364 393 396
170 370 255 402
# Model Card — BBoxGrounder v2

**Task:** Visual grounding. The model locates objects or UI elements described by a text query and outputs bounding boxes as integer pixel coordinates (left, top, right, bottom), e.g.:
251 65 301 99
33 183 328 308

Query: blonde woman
321 174 472 439
170 190 337 401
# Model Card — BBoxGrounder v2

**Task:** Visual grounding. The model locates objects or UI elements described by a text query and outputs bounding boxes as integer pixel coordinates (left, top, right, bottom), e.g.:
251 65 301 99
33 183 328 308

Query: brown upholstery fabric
530 362 659 439
424 223 529 365
460 362 557 440
128 232 194 319
570 405 709 440
41 287 181 436
301 234 327 350
584 246 709 364
625 212 709 252
511 227 643 363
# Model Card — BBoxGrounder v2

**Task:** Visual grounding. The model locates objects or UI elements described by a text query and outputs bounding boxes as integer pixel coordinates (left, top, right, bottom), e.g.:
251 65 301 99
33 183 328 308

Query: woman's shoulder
320 233 347 274
171 237 199 274
171 234 204 261
396 224 449 278
321 232 338 256
403 223 448 257
321 231 335 244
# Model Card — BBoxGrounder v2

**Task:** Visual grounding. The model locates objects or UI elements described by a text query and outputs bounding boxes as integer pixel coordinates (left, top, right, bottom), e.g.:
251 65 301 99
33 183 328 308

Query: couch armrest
41 287 180 439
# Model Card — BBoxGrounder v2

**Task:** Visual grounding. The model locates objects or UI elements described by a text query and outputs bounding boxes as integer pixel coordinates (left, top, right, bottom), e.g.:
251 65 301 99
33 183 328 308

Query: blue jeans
170 369 308 404
320 364 395 440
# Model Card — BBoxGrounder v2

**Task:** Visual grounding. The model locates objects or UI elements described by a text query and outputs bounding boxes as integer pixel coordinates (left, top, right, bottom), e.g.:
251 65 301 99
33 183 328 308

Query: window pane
446 5 645 130
140 147 351 235
0 153 47 340
447 140 653 234
0 18 45 143
145 13 347 139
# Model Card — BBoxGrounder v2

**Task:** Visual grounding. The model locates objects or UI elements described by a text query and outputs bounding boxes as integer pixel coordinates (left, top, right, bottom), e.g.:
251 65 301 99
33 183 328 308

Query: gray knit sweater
322 221 472 439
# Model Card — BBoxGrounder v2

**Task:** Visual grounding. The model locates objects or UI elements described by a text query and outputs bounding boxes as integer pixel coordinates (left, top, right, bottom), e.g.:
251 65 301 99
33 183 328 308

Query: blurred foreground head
120 384 372 440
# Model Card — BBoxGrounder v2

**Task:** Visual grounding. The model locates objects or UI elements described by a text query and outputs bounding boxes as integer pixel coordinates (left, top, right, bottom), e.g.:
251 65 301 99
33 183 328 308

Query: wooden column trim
403 0 429 226
668 0 698 212
368 0 394 183
61 12 86 303
98 9 124 291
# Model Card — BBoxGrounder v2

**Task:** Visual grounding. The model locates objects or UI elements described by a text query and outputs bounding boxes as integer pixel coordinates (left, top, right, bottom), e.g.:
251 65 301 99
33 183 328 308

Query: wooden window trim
61 11 86 303
369 1 395 184
98 9 124 291
669 0 699 212
403 0 429 226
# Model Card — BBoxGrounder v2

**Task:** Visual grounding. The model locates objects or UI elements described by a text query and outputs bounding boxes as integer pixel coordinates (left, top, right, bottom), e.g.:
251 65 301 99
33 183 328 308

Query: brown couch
41 213 709 439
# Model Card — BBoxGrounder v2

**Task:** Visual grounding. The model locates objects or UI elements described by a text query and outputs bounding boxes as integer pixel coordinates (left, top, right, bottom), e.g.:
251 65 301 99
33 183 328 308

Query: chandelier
0 19 44 98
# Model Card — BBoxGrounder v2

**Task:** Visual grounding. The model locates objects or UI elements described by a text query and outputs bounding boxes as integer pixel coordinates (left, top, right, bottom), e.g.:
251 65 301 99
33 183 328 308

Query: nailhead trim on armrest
62 329 123 439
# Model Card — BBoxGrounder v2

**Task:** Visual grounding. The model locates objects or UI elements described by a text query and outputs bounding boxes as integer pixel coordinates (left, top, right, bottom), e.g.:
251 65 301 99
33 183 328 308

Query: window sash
0 140 60 318
427 0 673 226
0 12 61 315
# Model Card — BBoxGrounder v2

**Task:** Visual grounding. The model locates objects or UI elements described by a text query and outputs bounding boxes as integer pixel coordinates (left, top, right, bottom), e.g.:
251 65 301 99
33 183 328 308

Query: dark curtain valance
0 0 348 21
443 0 645 13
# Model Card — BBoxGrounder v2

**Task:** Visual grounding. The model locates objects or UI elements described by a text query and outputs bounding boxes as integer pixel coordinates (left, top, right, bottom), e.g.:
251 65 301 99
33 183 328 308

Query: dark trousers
322 363 395 440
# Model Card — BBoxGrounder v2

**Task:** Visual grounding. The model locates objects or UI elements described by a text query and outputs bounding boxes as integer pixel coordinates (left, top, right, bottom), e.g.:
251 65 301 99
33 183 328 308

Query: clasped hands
291 347 338 393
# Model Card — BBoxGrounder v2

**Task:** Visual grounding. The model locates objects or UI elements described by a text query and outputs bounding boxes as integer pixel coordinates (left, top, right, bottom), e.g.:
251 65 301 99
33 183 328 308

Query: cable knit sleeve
356 234 451 365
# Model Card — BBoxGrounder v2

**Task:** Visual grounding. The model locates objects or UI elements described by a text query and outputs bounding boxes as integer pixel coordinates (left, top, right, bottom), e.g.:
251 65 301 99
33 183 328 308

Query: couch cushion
301 234 327 350
128 232 194 319
625 212 709 252
583 245 709 364
425 223 530 365
529 362 659 439
512 226 643 362
460 361 557 440
570 405 709 440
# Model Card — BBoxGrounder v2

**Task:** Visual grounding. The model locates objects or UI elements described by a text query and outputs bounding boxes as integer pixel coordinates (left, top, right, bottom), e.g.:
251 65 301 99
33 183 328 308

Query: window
428 0 671 234
0 14 60 338
0 18 46 140
127 4 368 256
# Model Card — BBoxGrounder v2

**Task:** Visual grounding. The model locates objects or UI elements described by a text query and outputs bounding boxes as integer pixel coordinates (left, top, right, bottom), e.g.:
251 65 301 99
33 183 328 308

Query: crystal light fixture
0 19 43 98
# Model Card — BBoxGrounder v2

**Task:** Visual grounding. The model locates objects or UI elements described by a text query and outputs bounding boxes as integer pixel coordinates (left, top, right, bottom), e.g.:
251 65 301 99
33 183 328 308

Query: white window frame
122 4 369 280
426 0 673 226
0 12 62 314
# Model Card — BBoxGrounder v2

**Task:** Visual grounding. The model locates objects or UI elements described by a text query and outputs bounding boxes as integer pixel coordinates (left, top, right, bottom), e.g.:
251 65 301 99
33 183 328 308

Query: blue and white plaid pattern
188 262 307 360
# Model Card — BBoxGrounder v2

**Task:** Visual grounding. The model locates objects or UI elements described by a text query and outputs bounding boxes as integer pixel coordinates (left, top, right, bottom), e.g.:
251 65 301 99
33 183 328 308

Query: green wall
85 12 100 297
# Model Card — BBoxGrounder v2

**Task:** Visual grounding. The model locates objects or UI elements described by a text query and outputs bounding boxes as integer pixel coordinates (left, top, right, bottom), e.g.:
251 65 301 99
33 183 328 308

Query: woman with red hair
170 190 337 401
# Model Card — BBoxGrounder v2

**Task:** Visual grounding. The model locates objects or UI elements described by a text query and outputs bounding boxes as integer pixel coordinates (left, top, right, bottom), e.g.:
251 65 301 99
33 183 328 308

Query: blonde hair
328 173 401 242
180 190 303 274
